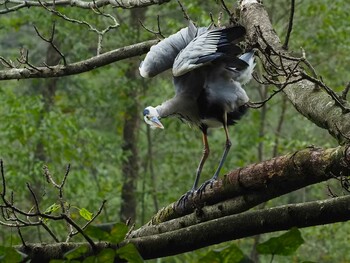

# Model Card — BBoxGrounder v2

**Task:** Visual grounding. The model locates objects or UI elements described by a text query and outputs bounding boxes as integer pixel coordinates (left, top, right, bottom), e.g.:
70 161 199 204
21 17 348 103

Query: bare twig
67 199 107 241
33 23 67 66
139 16 165 39
1 162 105 246
255 25 350 113
36 0 119 55
250 60 303 108
61 213 97 250
16 48 42 72
219 0 231 19
43 165 60 188
299 71 350 113
1 159 6 197
17 227 27 247
341 82 350 101
26 183 41 213
282 0 295 50
0 56 15 68
40 222 60 242
177 0 191 21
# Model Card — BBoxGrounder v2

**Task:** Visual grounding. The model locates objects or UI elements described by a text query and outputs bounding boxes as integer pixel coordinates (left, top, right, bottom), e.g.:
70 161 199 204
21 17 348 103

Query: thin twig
41 221 60 242
0 56 15 68
300 71 350 113
33 23 67 66
219 0 231 19
1 159 6 197
61 213 97 250
68 199 107 240
341 82 350 101
17 227 27 247
282 0 295 50
250 61 303 108
139 16 164 39
177 0 190 21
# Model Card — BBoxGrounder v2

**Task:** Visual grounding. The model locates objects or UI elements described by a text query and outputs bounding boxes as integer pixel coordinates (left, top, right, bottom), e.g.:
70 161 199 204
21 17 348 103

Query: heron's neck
155 97 180 118
156 96 196 119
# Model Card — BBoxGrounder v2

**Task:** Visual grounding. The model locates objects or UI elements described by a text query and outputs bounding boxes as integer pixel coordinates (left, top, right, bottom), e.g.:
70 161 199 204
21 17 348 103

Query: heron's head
143 106 164 129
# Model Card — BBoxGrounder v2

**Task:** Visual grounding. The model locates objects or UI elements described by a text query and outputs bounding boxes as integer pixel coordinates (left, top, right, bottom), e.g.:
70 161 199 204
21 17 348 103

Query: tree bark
0 40 157 81
128 145 350 237
240 0 350 145
0 0 172 14
17 194 350 262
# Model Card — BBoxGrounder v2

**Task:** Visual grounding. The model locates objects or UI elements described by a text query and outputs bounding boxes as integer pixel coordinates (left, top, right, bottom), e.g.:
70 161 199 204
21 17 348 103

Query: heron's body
141 21 255 199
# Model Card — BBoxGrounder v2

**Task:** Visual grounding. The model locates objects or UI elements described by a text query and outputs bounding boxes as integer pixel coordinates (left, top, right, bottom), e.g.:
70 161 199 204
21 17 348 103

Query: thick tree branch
0 40 157 80
240 0 350 145
17 195 350 261
134 146 349 228
0 0 172 14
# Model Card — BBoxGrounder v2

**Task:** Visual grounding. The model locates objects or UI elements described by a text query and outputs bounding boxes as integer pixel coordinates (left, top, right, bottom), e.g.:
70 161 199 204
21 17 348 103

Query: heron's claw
177 189 195 208
197 178 216 198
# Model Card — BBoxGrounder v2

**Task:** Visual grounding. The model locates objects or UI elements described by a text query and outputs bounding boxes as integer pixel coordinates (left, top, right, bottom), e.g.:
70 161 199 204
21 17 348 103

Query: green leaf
79 208 93 221
64 244 90 260
96 248 115 263
109 223 129 243
82 256 95 263
257 228 304 256
82 249 115 263
44 203 61 215
84 225 110 241
49 260 66 263
200 244 245 263
116 243 143 263
0 246 24 263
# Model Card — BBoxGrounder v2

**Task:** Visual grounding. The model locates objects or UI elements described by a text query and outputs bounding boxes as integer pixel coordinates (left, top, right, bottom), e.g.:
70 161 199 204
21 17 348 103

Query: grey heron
140 21 255 201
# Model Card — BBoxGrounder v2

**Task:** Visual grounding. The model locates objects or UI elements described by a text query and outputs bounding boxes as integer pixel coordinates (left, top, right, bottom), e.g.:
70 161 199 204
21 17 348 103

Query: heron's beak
149 116 164 129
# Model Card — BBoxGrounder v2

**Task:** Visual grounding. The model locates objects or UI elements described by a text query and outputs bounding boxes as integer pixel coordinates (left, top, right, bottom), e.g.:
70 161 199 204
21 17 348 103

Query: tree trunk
119 8 146 223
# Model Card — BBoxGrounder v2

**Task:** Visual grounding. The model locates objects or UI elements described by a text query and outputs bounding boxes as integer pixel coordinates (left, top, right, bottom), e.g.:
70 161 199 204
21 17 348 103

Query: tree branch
240 0 350 145
0 0 173 14
17 195 350 261
134 146 349 227
0 39 157 80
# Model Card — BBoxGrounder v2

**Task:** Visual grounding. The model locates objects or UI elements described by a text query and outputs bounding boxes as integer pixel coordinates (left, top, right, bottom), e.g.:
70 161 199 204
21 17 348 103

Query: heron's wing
226 51 255 84
140 21 206 78
172 26 246 77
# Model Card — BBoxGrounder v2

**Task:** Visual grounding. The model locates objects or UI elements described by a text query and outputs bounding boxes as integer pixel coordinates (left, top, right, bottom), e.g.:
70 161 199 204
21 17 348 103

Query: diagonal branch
16 194 350 261
0 39 158 81
123 195 350 260
240 0 350 145
130 145 350 232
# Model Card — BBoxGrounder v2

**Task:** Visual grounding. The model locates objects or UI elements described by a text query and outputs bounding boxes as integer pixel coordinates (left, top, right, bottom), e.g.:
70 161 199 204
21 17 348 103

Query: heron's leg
197 118 231 194
192 129 210 190
177 128 209 207
212 123 231 180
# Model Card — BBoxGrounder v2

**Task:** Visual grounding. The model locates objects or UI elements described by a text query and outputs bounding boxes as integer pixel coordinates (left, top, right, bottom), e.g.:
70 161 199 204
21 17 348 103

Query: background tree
0 0 349 262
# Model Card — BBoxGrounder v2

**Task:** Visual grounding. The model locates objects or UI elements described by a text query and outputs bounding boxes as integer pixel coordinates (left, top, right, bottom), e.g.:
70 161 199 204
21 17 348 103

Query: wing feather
140 21 204 78
172 26 245 77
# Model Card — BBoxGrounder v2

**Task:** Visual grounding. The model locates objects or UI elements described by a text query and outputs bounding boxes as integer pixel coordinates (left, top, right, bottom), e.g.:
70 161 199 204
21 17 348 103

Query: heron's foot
177 189 195 208
197 178 216 198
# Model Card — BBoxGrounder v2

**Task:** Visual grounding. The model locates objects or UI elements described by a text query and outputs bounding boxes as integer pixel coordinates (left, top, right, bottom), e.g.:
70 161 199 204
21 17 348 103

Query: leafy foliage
256 228 305 256
0 246 24 263
199 243 248 263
